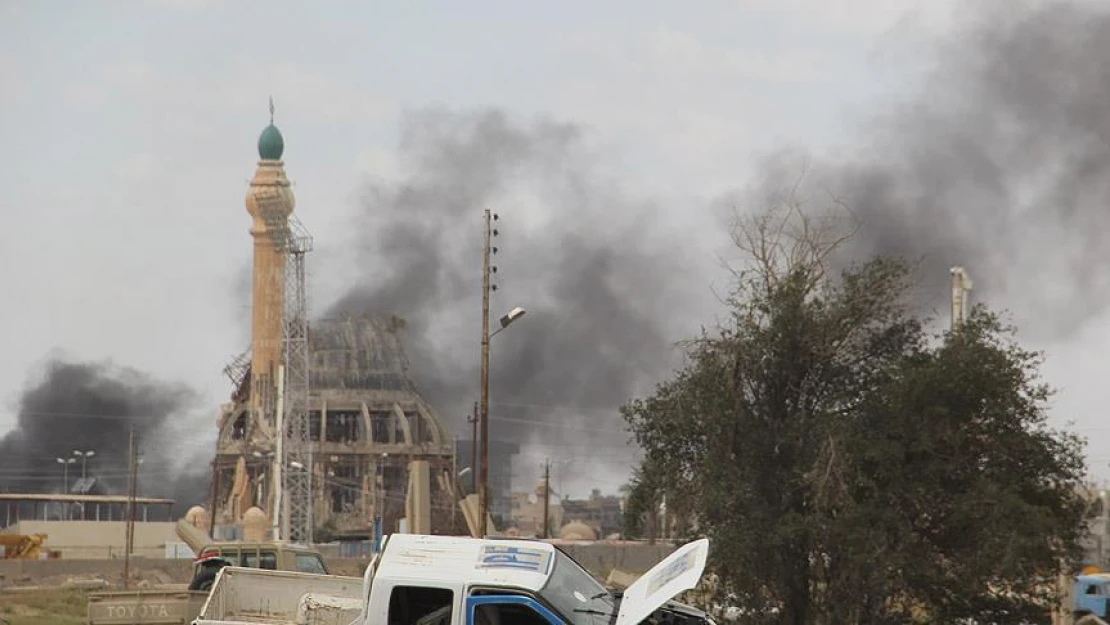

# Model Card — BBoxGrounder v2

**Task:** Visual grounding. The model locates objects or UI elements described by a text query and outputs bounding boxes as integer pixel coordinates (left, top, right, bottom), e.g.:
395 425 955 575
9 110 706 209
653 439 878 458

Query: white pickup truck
192 533 712 625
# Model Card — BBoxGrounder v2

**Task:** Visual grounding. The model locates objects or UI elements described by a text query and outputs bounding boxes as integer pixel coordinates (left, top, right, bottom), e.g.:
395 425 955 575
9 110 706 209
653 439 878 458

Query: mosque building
208 110 458 541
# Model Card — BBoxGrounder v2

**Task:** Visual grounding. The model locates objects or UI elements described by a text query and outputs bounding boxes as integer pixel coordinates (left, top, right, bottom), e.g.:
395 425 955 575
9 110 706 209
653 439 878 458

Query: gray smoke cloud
736 0 1110 339
328 108 706 495
0 357 211 511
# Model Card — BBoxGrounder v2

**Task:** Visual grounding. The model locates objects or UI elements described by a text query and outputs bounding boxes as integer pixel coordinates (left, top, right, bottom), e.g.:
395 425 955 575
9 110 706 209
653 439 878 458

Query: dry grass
0 588 88 625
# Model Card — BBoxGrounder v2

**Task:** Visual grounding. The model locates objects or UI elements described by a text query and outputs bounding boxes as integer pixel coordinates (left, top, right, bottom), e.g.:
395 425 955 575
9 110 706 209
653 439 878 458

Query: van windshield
538 551 614 625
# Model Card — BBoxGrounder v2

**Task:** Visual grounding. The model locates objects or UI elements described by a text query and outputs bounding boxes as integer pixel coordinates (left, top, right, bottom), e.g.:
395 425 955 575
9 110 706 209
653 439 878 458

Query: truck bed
194 566 364 625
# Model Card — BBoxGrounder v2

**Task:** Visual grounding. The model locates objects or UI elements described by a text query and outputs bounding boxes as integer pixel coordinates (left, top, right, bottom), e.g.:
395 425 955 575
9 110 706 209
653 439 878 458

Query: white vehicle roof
376 534 559 592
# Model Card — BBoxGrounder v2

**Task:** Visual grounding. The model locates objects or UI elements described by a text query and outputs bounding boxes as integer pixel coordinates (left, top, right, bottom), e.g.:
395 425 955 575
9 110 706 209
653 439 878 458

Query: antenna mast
259 210 313 544
282 218 313 545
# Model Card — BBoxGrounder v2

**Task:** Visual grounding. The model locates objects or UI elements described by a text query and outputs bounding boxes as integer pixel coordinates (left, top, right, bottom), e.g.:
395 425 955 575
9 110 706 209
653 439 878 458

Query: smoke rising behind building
735 1 1110 340
328 109 708 494
0 358 210 508
327 0 1110 493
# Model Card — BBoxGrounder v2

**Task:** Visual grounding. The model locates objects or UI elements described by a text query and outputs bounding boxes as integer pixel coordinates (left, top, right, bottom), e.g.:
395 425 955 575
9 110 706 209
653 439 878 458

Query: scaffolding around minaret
264 206 313 546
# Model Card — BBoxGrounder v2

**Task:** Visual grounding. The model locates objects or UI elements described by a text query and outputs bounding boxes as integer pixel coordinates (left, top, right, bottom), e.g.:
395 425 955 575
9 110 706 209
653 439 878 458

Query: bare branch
728 171 860 300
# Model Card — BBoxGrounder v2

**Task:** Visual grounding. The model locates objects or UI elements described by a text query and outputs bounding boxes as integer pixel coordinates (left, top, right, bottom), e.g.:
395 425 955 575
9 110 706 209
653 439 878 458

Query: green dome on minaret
258 97 284 160
258 123 284 160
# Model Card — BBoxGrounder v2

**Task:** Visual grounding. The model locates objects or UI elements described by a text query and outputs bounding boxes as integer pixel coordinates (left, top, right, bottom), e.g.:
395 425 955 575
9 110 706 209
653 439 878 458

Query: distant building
509 479 562 537
560 488 623 539
505 485 623 540
0 493 177 559
454 439 520 527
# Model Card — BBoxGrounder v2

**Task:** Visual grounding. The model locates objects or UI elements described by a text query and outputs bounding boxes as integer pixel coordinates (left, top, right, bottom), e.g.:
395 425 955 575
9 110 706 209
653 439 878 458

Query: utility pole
542 459 551 539
468 402 478 494
475 210 522 536
478 209 494 537
123 424 138 589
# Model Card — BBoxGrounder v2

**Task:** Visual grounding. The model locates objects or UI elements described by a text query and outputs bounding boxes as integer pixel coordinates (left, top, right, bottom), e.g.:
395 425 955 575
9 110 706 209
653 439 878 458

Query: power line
489 401 625 415
488 416 627 433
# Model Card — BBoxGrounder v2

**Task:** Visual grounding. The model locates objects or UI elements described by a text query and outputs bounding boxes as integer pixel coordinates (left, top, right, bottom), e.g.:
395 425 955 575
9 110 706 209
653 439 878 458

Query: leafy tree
622 201 1087 624
621 453 680 541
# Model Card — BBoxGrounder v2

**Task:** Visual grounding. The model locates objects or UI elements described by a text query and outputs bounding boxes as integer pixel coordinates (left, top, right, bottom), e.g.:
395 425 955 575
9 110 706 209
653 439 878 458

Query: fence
338 541 376 558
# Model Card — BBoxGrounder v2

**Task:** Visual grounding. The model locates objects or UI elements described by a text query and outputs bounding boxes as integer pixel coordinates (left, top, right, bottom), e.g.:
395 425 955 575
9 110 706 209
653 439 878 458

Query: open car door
615 538 710 625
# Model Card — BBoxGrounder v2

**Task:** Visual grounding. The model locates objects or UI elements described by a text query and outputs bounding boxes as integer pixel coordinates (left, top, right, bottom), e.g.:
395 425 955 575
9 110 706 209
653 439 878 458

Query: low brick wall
0 542 675 585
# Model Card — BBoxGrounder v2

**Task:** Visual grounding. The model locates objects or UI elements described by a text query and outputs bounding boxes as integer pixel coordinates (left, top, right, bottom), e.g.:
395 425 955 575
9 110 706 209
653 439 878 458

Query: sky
6 0 1110 498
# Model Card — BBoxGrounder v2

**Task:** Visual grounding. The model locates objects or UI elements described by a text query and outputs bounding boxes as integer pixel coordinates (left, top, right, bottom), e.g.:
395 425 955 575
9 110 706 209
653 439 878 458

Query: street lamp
490 307 526 339
56 457 76 493
73 449 95 480
478 304 527 537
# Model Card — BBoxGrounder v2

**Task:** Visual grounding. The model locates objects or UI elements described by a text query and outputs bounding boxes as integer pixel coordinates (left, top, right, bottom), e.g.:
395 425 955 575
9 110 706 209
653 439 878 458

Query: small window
231 413 247 439
388 586 455 625
259 551 277 570
240 549 259 568
295 553 328 575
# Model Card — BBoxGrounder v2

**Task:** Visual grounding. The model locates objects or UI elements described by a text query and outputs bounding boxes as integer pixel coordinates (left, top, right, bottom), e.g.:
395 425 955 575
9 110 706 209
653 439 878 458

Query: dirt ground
0 566 225 624
0 588 88 625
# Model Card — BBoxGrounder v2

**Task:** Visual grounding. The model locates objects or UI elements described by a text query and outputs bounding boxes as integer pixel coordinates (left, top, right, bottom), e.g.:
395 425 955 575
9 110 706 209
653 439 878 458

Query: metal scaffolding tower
259 193 314 545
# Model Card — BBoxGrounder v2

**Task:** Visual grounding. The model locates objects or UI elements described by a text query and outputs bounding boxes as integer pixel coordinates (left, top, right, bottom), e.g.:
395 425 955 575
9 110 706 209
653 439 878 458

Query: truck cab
354 534 711 625
1075 574 1110 620
189 541 329 590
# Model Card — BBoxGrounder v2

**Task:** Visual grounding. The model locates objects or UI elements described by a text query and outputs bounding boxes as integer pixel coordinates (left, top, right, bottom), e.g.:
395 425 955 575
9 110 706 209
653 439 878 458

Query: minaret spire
269 96 275 124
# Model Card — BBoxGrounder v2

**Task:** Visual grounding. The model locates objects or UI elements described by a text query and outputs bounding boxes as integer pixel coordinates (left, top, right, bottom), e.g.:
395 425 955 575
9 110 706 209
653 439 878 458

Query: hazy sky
7 0 1110 496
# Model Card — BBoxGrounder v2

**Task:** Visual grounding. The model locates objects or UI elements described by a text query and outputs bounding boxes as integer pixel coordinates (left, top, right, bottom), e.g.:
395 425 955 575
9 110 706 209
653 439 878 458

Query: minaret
244 101 294 425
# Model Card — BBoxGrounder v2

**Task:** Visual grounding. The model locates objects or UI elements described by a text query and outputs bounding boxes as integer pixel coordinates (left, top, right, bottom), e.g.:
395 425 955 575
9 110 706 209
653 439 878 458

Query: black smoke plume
0 357 211 511
328 108 707 495
737 0 1110 340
